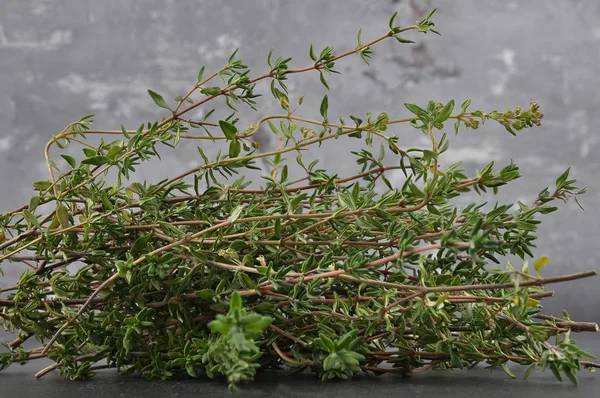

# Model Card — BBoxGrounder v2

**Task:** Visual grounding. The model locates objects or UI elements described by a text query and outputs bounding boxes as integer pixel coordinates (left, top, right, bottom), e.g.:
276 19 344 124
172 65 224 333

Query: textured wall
1 0 599 320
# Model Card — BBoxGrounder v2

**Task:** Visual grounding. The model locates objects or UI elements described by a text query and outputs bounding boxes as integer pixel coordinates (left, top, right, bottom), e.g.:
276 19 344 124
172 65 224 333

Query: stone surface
0 0 599 323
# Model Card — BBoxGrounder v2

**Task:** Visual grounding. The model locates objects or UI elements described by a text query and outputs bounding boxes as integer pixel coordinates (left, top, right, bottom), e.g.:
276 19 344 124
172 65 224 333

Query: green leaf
336 349 364 370
197 66 206 83
524 363 537 380
453 119 460 135
229 140 241 158
61 154 77 168
200 87 222 96
32 180 53 191
131 233 153 257
502 363 517 379
549 363 563 382
317 336 335 353
564 367 578 385
395 36 415 44
404 103 427 119
460 99 471 113
435 100 455 123
229 291 243 312
185 362 197 378
389 11 398 30
29 196 41 212
22 209 41 230
537 206 558 214
219 120 238 140
337 330 358 350
82 148 96 157
319 71 330 90
320 95 329 119
81 155 110 166
229 205 244 223
243 314 272 334
208 318 231 335
267 121 279 135
195 289 215 301
534 255 549 276
555 168 571 189
56 203 70 229
323 352 340 371
147 89 172 111
280 165 288 182
228 48 239 64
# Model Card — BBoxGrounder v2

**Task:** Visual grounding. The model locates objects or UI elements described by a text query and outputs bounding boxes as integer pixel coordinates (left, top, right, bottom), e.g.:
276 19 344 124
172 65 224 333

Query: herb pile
1 9 598 393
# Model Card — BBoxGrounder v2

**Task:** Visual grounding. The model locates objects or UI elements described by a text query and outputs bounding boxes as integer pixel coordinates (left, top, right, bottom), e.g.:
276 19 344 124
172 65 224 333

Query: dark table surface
2 335 599 398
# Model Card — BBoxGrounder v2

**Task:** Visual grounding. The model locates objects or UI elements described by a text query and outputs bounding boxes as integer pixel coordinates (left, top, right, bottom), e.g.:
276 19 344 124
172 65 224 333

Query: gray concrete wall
1 0 599 320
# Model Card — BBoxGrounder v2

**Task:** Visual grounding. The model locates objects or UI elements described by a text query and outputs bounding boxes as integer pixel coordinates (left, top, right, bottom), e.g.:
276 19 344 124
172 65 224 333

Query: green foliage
0 7 597 394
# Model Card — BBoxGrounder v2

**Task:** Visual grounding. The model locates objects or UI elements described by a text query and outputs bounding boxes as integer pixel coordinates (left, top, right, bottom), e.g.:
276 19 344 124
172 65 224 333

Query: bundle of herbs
0 9 598 394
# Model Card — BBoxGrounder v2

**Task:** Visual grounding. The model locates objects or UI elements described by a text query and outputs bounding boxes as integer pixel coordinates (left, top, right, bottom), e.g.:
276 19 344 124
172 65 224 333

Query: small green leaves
147 89 172 111
315 335 336 353
555 168 572 190
208 291 271 341
405 100 455 128
318 330 365 378
416 8 440 35
319 46 334 62
219 120 238 140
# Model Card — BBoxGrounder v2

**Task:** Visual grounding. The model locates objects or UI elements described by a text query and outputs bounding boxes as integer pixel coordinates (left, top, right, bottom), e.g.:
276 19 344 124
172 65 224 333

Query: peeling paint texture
0 0 599 319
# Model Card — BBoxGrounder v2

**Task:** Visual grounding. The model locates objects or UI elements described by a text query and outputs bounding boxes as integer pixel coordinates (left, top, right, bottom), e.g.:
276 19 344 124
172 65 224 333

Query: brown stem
269 324 307 346
533 314 599 332
424 270 597 293
272 342 312 366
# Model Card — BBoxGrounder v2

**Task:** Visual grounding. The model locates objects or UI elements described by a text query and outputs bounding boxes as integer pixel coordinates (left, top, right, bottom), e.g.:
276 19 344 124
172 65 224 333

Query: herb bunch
0 9 598 393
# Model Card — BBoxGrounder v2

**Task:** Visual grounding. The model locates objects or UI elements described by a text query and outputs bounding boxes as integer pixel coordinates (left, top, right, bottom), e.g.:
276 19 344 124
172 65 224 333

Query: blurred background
0 0 598 324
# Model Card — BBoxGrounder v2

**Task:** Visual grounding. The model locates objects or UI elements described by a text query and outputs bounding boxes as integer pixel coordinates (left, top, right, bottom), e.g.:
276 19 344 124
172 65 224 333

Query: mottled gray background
0 0 598 324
